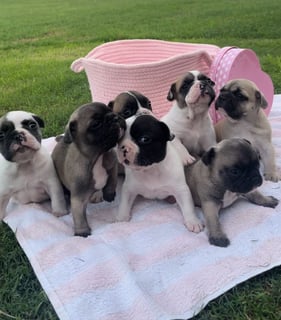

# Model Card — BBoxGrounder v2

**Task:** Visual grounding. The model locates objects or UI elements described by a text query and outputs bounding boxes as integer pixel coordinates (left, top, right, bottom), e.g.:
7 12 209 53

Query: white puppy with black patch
162 70 217 157
0 111 67 220
116 114 204 233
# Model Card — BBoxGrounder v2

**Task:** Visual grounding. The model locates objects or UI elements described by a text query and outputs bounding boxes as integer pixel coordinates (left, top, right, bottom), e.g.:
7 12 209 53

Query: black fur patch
130 115 171 166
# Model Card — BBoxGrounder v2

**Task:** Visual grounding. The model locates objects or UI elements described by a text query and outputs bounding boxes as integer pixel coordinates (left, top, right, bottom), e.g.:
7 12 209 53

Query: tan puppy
185 138 279 247
162 70 217 157
215 79 280 182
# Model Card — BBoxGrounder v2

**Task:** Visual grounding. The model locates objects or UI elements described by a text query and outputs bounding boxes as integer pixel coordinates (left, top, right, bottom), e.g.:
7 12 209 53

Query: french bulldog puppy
108 90 152 118
110 90 195 166
0 111 67 220
185 138 279 247
52 102 126 237
116 114 204 233
162 70 217 157
215 79 280 182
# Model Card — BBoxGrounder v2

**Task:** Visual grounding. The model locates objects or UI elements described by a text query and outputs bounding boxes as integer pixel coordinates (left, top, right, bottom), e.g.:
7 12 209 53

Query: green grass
0 0 281 319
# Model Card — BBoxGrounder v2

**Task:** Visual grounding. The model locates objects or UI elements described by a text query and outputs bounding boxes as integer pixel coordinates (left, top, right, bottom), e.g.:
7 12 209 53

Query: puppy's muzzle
14 131 26 143
117 139 138 166
215 92 229 110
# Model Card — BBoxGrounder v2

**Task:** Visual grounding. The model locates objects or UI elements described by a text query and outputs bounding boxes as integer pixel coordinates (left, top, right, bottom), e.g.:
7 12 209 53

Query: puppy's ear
167 83 176 101
63 120 76 144
255 90 268 109
243 138 251 145
32 115 45 128
159 121 174 141
108 100 114 110
201 147 216 166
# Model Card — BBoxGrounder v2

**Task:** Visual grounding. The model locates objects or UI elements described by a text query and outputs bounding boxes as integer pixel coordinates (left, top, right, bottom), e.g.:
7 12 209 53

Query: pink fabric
4 95 281 320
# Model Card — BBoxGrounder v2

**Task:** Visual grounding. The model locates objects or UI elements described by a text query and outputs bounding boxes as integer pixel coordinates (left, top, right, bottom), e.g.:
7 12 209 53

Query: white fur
0 113 67 220
161 72 216 156
116 142 204 233
92 155 108 190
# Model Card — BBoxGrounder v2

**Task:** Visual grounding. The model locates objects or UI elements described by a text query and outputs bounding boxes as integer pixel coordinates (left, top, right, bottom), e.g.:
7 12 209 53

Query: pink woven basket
71 39 220 118
71 40 274 122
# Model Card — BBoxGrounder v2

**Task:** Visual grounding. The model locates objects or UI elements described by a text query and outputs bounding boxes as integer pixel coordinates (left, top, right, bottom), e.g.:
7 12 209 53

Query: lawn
0 0 281 319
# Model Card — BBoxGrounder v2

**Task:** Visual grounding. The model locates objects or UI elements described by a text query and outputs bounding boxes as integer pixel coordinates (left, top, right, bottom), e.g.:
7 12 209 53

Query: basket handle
70 58 85 73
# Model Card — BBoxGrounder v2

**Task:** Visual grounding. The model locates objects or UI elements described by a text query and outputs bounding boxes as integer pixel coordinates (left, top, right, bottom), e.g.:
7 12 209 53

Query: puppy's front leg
201 201 230 247
243 190 279 208
71 196 91 237
175 187 204 233
102 163 118 202
116 185 137 223
0 196 10 221
172 138 195 165
47 175 68 217
262 145 280 182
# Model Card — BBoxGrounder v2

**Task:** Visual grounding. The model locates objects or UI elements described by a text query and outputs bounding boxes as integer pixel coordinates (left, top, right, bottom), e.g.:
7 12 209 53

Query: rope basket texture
71 39 274 122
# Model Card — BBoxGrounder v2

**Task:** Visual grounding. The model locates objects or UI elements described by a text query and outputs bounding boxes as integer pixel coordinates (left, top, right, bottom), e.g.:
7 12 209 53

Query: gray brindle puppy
185 138 279 247
52 102 126 237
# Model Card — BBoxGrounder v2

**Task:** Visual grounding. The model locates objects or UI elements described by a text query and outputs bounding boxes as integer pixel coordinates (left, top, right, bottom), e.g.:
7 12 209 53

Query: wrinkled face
117 114 172 168
167 71 216 111
64 102 126 156
108 91 152 119
215 79 268 120
0 111 44 162
213 139 262 194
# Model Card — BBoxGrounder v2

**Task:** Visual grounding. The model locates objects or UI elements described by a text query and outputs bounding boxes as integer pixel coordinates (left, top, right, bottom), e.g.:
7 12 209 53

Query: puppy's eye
234 91 247 100
229 167 241 176
138 135 152 145
28 121 37 129
0 131 4 140
122 110 132 119
89 120 101 131
181 81 192 90
207 79 215 86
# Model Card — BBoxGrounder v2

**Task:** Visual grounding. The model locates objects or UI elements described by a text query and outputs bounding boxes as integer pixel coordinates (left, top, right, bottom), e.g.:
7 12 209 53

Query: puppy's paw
90 190 103 203
74 227 91 237
209 235 230 247
115 214 131 223
103 191 116 202
262 196 279 208
184 153 196 165
185 218 204 233
53 209 68 217
264 172 281 182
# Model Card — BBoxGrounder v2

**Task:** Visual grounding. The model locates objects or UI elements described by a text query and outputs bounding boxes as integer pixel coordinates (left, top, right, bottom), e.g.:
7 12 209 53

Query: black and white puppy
0 111 67 221
162 70 217 157
108 90 152 118
52 102 126 236
110 90 195 165
116 114 204 233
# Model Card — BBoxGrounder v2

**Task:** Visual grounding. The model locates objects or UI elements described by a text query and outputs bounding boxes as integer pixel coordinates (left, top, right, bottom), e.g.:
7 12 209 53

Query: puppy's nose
14 132 25 143
200 83 206 91
106 113 119 123
252 174 262 187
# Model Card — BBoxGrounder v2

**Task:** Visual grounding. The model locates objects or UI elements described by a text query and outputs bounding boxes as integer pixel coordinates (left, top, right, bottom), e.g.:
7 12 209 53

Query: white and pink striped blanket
4 95 281 320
